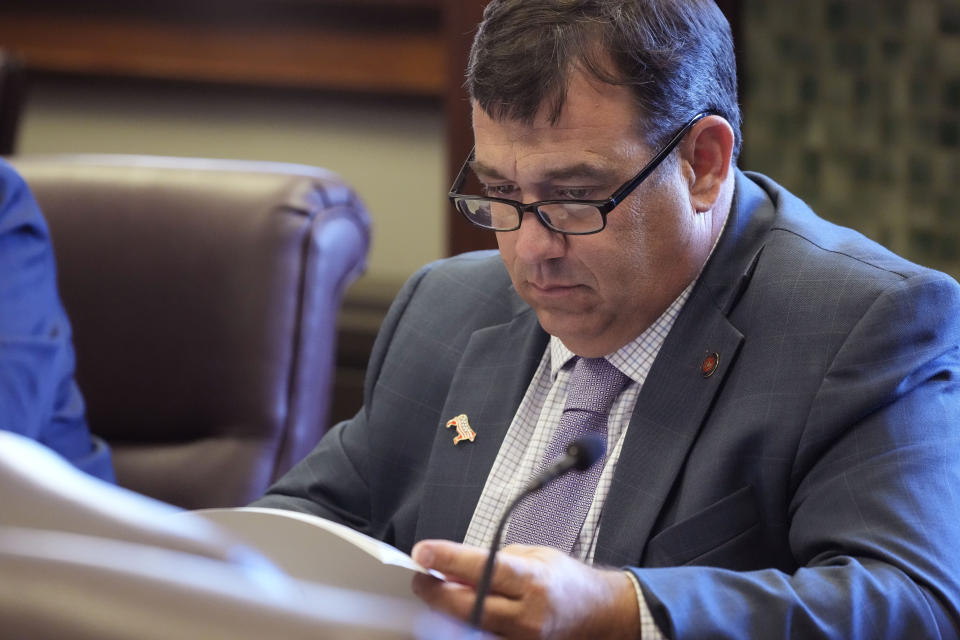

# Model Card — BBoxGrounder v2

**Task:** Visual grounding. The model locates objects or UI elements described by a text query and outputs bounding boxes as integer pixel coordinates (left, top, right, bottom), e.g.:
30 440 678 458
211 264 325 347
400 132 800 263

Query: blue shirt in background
0 159 115 482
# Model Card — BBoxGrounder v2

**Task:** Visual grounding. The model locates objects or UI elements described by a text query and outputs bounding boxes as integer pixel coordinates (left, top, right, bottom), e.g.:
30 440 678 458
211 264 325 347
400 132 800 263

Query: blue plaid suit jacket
257 170 960 638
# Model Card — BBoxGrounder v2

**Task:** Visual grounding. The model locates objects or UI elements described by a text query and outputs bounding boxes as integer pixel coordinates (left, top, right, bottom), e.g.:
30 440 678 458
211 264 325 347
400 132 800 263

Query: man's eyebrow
467 160 615 182
468 159 507 181
540 163 614 181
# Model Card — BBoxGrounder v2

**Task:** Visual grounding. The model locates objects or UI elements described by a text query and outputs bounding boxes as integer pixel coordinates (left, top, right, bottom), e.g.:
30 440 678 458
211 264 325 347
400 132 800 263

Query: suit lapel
594 289 744 565
595 170 775 566
416 304 548 544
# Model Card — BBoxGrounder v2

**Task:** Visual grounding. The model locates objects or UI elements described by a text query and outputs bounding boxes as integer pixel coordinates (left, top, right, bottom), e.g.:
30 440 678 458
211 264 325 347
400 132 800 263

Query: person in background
255 1 960 637
0 159 114 482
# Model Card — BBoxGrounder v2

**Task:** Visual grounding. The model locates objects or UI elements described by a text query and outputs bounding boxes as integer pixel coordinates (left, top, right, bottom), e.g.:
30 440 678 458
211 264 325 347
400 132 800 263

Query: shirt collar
548 281 694 385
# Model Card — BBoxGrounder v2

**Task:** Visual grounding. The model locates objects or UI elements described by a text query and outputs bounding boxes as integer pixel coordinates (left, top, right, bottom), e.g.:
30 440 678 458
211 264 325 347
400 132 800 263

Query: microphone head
566 434 606 471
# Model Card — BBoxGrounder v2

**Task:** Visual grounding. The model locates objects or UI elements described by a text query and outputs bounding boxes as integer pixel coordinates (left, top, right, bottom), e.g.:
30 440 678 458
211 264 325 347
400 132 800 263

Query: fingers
411 572 477 619
411 572 530 637
495 544 564 596
413 540 547 598
412 539 488 587
410 540 534 631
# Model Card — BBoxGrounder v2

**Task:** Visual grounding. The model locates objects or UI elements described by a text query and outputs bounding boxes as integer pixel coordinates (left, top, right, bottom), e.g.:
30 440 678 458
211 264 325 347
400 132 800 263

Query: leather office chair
10 154 371 509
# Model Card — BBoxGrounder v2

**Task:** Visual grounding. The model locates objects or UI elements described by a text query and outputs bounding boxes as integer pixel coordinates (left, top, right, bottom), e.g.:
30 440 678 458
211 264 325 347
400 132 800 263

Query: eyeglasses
448 111 713 235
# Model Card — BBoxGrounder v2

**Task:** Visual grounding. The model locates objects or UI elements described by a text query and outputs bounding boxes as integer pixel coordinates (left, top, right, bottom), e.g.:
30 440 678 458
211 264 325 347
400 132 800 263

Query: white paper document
189 507 443 603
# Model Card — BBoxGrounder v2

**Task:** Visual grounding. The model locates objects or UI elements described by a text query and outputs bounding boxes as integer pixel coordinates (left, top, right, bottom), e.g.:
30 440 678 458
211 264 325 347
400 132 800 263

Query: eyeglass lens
455 198 604 233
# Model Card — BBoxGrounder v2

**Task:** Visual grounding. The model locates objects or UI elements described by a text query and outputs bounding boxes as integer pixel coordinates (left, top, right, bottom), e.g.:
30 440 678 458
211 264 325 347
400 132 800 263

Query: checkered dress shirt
462 283 693 639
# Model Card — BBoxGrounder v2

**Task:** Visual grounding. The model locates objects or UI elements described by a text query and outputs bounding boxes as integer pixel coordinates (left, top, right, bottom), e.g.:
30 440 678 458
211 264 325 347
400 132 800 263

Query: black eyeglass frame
448 111 715 235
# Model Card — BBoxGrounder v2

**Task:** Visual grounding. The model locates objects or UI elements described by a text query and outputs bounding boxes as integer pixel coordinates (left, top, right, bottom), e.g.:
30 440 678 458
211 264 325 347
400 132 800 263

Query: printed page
188 507 441 602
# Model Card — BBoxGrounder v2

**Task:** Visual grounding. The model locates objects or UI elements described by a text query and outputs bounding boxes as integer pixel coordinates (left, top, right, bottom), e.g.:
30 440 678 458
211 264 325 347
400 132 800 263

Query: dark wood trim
0 51 25 155
0 9 444 95
444 0 498 256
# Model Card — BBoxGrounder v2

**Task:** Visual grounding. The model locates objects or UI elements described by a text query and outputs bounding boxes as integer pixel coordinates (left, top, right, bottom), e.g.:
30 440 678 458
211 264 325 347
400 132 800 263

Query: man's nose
512 209 566 263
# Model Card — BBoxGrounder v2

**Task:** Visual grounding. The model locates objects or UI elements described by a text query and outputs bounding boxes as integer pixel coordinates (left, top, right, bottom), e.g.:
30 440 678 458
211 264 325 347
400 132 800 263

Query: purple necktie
504 357 630 553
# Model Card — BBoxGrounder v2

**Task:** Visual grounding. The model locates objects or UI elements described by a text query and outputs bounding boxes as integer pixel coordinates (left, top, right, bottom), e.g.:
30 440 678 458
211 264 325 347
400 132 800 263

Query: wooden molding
0 9 443 95
444 0 497 256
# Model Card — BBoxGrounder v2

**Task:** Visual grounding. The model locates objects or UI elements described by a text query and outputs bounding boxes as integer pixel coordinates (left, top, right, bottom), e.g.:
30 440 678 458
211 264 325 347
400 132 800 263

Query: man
254 1 960 637
0 159 114 482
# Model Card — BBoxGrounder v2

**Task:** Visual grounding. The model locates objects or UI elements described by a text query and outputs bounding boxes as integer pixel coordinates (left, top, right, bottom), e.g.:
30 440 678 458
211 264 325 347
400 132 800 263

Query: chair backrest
10 154 371 508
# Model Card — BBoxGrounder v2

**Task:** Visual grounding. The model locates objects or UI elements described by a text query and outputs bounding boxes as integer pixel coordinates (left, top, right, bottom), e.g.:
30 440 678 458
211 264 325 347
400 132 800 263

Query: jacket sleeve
0 160 114 482
250 260 438 532
633 271 960 639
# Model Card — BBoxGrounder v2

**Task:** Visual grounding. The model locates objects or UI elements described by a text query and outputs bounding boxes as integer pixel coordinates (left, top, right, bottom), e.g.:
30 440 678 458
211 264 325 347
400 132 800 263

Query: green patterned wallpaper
741 0 960 276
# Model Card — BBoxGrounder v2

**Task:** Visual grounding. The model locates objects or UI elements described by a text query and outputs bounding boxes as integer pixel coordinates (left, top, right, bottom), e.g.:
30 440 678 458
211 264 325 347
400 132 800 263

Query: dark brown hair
467 0 742 159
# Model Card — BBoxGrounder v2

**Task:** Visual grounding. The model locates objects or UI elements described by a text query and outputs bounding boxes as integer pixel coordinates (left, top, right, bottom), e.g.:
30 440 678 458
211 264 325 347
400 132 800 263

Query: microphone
469 433 606 629
524 435 606 492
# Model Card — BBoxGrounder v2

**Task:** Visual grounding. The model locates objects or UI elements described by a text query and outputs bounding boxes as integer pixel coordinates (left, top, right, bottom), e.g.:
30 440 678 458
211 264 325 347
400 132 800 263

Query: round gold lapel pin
701 352 720 378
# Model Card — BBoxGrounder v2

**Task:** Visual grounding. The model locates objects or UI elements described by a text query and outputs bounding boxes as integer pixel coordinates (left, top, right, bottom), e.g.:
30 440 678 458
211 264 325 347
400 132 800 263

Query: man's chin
534 310 606 350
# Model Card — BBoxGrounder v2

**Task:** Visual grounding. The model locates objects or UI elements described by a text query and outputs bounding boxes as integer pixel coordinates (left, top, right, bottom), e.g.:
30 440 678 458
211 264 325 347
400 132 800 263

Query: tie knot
565 357 630 414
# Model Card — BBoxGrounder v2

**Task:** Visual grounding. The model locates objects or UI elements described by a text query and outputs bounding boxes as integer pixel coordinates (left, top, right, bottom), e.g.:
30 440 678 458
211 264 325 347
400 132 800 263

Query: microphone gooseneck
468 434 606 629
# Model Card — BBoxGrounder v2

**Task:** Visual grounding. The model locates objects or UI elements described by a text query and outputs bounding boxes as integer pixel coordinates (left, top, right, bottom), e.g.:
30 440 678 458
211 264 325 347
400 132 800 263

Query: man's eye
484 184 518 198
555 188 595 200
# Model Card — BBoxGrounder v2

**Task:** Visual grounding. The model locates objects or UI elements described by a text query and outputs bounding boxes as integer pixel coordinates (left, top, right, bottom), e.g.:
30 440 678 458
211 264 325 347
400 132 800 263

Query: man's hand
411 539 641 639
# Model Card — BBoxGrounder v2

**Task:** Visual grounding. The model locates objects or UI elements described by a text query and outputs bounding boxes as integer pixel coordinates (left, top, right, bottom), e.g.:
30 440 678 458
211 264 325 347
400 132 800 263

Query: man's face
472 70 716 357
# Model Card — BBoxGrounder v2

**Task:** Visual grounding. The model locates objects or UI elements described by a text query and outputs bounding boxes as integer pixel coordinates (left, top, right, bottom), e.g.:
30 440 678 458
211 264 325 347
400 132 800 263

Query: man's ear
680 115 735 212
